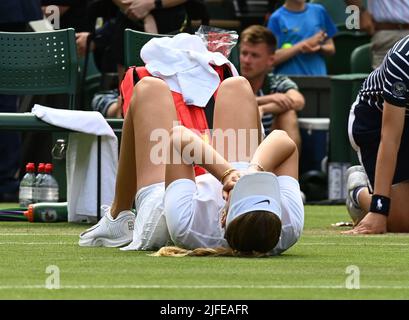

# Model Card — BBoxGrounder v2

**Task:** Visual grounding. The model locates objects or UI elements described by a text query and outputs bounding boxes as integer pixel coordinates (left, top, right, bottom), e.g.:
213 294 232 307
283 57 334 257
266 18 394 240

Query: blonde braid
150 246 269 258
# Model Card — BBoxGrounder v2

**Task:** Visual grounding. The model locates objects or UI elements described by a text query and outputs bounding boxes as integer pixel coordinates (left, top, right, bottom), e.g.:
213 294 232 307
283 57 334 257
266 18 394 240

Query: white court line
0 242 74 245
0 233 78 236
2 241 409 247
299 242 409 246
1 284 409 290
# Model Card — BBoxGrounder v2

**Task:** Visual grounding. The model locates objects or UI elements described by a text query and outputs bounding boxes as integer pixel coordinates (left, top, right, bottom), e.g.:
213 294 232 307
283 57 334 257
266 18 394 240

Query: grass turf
1 205 409 299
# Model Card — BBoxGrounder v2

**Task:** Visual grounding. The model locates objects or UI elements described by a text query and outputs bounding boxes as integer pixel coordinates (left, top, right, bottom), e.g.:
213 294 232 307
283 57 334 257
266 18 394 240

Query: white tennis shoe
345 165 367 224
78 205 135 247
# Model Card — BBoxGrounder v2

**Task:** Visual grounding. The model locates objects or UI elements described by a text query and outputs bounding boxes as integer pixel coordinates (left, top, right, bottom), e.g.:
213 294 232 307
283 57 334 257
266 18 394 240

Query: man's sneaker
78 205 135 247
345 165 367 224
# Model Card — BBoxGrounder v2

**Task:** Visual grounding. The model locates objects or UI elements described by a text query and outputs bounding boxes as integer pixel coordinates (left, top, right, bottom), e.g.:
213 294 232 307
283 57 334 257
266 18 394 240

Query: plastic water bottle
33 163 45 203
37 163 59 202
19 163 36 207
24 202 68 222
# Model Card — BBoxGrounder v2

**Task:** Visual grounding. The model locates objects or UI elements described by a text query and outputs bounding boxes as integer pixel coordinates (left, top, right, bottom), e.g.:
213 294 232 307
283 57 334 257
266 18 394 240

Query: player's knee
220 76 251 92
133 77 168 95
272 129 297 150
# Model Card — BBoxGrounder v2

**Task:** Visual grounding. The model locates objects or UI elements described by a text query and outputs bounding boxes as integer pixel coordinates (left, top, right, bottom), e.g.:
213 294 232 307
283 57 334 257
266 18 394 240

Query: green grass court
1 204 409 300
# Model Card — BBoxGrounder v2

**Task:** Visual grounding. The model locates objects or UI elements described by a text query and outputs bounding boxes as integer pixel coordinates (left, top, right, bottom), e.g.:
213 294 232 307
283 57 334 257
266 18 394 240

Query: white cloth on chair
141 33 239 107
31 104 118 223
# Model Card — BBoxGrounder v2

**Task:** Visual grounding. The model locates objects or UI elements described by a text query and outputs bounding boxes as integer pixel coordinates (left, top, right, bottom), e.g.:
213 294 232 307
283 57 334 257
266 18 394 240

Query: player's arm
166 125 236 186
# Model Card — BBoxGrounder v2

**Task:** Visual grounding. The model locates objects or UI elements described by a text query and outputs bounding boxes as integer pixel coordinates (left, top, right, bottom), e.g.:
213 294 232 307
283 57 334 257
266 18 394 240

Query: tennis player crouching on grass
79 76 304 256
345 35 409 234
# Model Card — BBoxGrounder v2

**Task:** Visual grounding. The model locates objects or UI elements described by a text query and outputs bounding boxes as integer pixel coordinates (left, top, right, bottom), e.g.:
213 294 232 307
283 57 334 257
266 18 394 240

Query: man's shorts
348 99 409 189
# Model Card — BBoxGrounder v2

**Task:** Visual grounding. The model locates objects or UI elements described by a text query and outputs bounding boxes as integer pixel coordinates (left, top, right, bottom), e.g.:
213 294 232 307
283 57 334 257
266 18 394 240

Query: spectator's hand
304 30 327 47
342 212 387 234
299 41 321 54
268 93 294 110
144 14 158 33
124 0 155 20
75 32 94 57
360 9 375 35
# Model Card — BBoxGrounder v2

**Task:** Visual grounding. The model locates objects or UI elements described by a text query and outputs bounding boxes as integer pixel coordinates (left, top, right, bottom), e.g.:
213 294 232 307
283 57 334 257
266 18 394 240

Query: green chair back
310 0 368 30
310 0 348 26
325 31 371 75
124 29 173 68
350 43 372 74
0 28 78 109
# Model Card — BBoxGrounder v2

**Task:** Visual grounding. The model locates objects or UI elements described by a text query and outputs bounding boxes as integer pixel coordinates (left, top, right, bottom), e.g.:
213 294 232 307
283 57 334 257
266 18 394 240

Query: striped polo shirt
258 72 299 134
368 0 409 24
358 35 409 116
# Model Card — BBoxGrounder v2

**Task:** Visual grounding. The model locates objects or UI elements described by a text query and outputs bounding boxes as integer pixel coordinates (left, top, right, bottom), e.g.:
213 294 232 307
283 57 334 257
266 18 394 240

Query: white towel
141 33 239 107
31 104 118 223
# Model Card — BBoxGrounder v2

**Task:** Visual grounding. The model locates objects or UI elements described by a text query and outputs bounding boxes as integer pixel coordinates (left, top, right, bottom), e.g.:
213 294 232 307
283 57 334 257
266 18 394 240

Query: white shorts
121 182 170 251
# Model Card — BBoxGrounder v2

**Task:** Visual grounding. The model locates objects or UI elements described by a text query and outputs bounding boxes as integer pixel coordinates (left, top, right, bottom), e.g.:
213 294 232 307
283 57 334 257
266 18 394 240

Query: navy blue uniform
349 35 409 189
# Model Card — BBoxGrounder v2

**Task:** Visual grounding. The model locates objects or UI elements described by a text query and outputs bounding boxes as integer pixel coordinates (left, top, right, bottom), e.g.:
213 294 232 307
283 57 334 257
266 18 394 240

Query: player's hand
222 170 241 200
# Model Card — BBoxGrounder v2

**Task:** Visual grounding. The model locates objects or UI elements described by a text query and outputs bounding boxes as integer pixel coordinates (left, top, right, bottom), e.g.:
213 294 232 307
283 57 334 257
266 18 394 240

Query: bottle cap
45 163 53 173
38 163 45 173
26 163 35 172
24 204 34 222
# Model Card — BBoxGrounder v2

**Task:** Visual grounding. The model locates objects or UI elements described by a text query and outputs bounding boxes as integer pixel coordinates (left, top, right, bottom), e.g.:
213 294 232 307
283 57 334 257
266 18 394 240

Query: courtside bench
0 112 123 220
